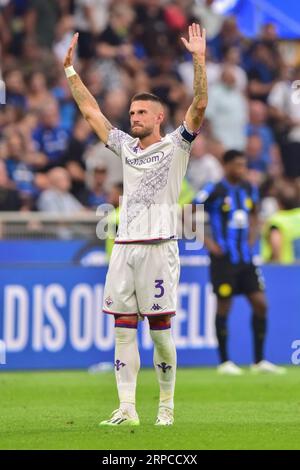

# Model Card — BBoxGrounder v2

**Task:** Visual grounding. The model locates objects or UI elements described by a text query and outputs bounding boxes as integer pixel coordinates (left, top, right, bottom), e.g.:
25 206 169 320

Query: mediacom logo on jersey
125 152 164 167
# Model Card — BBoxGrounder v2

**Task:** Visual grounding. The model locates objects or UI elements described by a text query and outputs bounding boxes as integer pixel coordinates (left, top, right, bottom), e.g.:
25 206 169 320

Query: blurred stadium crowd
0 0 299 233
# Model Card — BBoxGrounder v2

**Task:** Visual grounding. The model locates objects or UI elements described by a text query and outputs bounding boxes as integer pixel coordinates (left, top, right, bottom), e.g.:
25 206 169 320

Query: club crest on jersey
105 296 113 307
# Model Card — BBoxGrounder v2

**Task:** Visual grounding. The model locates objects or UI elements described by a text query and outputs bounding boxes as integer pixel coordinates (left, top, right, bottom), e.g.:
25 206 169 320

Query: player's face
226 157 247 182
129 100 164 138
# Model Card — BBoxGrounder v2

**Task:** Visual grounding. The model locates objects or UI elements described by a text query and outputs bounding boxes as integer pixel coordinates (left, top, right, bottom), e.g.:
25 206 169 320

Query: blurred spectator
259 176 280 221
187 134 223 190
0 1 297 227
4 128 39 208
83 66 105 105
17 110 43 156
63 116 93 200
26 70 53 111
102 88 129 130
245 134 268 187
0 1 11 55
247 100 281 174
19 36 57 80
258 22 282 68
83 162 109 210
51 72 77 131
132 70 151 95
163 0 189 36
26 0 61 50
64 116 92 167
208 16 243 62
0 159 22 211
37 166 83 213
53 12 74 63
96 3 135 58
4 68 27 109
147 51 186 112
247 42 278 102
105 181 123 258
134 0 170 58
32 100 70 169
206 65 248 150
260 22 278 44
268 66 300 178
262 182 300 263
222 46 247 92
74 0 111 60
178 47 220 96
178 177 195 206
107 180 122 208
182 45 248 94
3 0 31 57
192 0 224 42
84 142 122 187
96 3 137 90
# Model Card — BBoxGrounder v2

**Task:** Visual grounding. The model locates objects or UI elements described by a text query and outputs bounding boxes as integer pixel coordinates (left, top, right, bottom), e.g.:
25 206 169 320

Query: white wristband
65 66 77 78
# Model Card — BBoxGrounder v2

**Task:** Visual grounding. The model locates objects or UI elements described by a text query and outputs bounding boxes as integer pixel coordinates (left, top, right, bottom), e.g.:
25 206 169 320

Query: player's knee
149 316 172 352
114 315 138 329
114 315 138 344
148 315 171 331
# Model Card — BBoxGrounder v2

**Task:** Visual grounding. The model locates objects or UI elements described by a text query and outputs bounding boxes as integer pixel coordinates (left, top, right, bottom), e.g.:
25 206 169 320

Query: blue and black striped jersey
194 179 259 264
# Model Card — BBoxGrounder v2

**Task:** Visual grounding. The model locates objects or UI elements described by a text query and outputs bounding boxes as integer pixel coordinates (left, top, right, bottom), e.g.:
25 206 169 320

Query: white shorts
103 241 180 317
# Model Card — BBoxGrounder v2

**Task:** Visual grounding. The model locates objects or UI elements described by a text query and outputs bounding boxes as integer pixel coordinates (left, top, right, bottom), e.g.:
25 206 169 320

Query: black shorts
210 254 265 298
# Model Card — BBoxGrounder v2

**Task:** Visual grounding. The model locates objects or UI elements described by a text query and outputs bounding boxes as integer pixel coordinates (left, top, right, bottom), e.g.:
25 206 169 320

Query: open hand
181 23 206 57
63 32 79 68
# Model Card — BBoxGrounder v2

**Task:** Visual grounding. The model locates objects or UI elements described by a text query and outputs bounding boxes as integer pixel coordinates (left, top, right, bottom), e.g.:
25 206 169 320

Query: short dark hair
223 149 245 164
131 92 164 105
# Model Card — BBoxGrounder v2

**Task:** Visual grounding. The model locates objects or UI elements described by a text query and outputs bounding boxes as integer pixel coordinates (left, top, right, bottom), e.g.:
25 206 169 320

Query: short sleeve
106 128 133 158
169 122 199 153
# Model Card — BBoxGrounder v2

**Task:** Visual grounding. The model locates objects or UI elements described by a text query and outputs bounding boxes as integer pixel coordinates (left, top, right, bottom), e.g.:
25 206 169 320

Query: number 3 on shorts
154 279 164 298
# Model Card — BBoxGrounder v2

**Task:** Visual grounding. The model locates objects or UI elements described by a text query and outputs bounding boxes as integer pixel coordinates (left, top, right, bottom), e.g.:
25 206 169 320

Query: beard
131 125 153 139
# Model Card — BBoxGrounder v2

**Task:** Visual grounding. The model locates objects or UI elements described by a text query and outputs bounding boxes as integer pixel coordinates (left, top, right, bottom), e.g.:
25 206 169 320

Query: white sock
150 328 176 410
114 327 140 415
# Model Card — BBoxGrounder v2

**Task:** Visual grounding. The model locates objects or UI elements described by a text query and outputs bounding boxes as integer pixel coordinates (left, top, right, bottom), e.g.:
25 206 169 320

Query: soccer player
64 24 207 425
194 150 285 375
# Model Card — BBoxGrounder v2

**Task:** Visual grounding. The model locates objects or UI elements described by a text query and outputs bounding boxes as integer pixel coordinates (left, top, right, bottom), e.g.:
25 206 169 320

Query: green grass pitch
0 368 299 450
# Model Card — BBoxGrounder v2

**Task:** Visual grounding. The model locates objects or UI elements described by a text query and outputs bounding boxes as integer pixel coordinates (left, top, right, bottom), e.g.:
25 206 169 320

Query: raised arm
63 33 112 144
181 24 208 132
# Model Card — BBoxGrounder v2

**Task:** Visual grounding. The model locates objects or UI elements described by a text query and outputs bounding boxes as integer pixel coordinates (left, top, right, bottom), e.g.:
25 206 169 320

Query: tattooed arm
63 33 112 144
181 24 208 132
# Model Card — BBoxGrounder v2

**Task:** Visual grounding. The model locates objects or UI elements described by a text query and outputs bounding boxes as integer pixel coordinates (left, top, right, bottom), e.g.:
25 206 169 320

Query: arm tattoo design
191 55 208 118
69 74 99 110
68 75 112 131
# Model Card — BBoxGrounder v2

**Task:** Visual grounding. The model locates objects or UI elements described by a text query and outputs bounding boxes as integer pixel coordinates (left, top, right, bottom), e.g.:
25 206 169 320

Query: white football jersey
106 124 195 242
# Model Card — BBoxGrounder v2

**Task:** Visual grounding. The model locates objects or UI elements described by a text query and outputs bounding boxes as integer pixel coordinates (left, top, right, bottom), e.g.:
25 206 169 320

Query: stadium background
0 0 300 371
1 0 300 452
